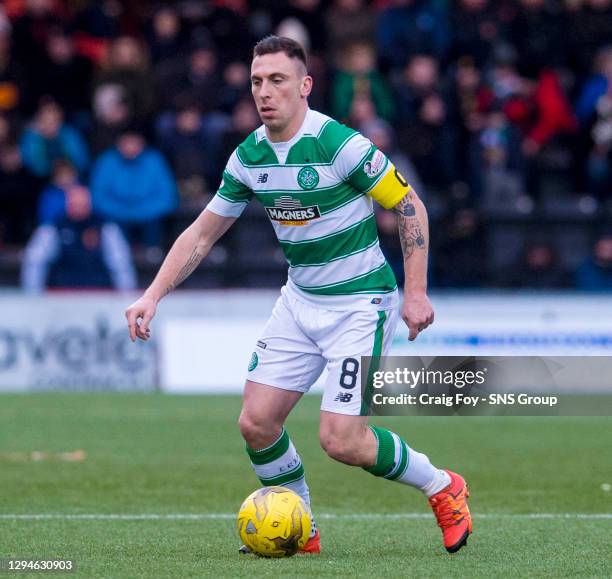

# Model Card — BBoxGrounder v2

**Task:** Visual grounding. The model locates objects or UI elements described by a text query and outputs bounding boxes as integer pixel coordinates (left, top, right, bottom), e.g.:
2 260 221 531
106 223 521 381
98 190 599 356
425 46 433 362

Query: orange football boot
428 470 472 553
298 529 320 554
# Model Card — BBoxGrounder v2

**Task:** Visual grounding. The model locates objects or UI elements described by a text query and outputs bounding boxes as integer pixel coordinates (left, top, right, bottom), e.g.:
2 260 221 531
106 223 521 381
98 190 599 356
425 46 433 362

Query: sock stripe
386 441 410 481
386 432 402 477
259 465 305 487
399 442 410 479
384 434 403 479
247 428 290 465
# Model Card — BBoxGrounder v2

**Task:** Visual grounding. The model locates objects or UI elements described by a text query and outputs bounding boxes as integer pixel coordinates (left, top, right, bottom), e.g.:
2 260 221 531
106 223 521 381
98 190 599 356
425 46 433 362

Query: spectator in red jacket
522 70 578 157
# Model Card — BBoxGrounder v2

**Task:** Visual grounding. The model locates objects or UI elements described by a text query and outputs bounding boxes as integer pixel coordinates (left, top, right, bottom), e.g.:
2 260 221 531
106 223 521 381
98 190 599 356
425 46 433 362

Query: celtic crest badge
297 166 319 190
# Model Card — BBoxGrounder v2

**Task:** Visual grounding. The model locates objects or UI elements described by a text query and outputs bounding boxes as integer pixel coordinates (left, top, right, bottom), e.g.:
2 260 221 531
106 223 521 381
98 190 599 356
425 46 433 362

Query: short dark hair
253 35 307 70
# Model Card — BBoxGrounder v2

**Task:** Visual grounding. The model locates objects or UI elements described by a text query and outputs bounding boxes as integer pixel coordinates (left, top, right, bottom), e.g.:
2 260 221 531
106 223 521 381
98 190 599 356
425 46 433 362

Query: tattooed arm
392 190 434 341
125 210 236 342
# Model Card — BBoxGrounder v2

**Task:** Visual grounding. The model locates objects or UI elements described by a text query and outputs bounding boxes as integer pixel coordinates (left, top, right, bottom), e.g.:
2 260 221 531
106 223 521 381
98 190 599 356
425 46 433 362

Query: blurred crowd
1 0 612 291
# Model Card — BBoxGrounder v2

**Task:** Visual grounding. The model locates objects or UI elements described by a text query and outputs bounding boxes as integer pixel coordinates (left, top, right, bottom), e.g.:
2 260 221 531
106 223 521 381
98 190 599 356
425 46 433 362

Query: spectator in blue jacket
575 47 612 126
90 126 178 248
37 158 79 224
576 233 612 291
20 99 89 178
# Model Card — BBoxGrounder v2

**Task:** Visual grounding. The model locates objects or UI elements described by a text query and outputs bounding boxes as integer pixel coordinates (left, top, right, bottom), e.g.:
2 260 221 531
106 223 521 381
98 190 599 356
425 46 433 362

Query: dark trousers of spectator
588 152 612 200
119 220 163 248
0 195 38 246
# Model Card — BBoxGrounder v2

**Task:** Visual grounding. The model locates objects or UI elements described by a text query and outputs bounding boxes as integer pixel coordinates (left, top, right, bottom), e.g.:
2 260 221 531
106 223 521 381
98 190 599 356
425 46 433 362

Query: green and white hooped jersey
206 109 411 310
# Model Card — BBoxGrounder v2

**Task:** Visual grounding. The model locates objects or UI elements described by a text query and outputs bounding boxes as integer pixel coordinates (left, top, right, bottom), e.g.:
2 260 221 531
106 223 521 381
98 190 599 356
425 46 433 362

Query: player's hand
125 295 158 342
402 292 434 341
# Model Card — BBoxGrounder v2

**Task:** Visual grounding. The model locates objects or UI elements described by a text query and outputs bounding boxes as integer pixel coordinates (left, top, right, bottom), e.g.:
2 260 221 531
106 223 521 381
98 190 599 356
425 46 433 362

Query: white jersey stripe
289 243 387 289
206 195 247 218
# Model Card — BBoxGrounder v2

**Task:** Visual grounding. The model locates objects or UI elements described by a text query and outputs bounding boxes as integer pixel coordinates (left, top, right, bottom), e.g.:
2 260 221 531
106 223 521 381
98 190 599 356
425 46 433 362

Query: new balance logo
334 393 353 403
257 173 269 183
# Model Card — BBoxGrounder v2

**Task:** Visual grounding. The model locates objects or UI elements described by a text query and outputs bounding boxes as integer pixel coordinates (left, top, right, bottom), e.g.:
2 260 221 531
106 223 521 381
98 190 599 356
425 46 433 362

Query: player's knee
319 432 362 466
238 411 278 449
237 411 263 445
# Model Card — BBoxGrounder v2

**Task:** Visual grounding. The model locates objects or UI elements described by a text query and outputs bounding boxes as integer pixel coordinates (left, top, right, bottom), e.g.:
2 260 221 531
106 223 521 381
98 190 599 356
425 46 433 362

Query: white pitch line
0 513 611 521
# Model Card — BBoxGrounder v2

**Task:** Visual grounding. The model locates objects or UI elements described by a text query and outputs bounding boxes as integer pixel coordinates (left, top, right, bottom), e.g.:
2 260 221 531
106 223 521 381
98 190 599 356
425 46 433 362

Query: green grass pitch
0 394 611 577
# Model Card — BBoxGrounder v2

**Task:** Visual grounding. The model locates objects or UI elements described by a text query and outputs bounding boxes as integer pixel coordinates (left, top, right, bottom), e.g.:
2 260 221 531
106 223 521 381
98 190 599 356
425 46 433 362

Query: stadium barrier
1 291 611 393
0 292 157 392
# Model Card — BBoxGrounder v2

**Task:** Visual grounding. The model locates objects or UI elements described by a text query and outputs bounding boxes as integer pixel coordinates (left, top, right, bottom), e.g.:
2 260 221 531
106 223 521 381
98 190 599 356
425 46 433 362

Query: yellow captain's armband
367 163 414 210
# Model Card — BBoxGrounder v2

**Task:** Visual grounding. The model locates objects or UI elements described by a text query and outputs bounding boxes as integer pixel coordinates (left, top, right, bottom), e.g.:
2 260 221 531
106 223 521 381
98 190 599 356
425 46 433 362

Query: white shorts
246 287 399 415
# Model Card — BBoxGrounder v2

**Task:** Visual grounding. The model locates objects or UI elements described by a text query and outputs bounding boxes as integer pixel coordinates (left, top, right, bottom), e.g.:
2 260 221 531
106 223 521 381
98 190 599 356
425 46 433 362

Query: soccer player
125 36 472 554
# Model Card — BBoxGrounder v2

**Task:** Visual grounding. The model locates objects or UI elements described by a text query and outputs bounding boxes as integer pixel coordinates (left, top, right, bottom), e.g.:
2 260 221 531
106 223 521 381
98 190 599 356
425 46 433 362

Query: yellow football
237 486 312 557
